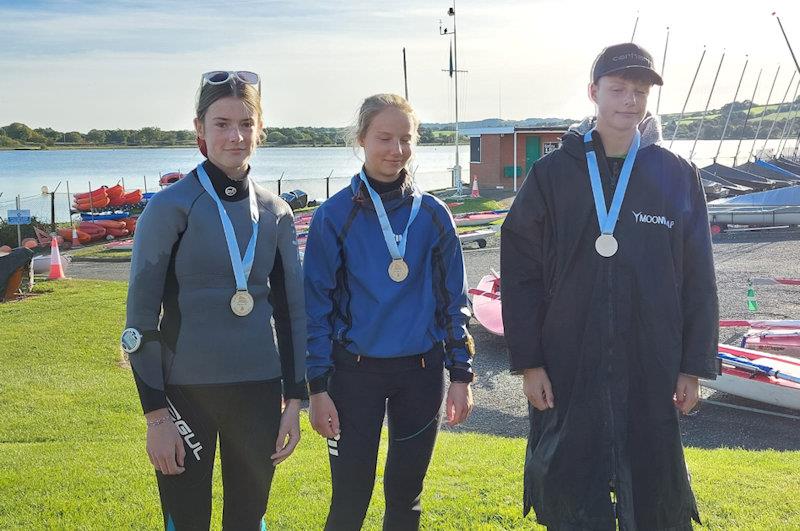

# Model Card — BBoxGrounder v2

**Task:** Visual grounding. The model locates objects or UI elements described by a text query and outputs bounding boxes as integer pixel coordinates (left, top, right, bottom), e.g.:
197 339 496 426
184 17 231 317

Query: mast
689 50 726 161
402 48 409 101
669 46 707 149
713 55 748 163
747 65 780 161
656 27 670 115
761 70 796 155
777 81 800 156
733 68 762 166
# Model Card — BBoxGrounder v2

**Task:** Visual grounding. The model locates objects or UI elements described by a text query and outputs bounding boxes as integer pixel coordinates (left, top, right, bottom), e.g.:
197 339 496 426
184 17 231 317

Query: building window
470 137 481 163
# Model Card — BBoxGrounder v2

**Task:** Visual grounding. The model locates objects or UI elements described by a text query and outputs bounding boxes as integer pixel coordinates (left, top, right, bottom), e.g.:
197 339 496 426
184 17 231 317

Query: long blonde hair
348 93 420 147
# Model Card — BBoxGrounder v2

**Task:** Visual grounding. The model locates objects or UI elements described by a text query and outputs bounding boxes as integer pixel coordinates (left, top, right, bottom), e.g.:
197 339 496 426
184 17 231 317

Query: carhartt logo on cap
612 53 650 66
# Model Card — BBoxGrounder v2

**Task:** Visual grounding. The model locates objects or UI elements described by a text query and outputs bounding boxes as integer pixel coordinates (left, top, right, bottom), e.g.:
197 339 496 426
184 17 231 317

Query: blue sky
2 0 800 131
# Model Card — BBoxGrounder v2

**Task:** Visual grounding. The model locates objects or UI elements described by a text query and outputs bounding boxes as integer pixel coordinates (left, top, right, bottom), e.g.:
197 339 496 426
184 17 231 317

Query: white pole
513 130 518 192
16 195 22 247
452 0 462 195
66 180 72 219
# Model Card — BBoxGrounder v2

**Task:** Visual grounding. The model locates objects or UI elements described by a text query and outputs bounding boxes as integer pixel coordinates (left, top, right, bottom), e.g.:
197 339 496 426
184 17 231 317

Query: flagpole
440 1 462 195
452 1 462 195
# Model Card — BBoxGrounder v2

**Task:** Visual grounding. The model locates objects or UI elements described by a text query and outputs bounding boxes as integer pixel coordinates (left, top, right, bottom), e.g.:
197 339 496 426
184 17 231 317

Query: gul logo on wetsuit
166 398 203 461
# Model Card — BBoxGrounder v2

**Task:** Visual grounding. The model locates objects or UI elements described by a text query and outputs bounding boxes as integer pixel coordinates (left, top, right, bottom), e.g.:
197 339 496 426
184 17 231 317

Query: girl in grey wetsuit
121 71 307 530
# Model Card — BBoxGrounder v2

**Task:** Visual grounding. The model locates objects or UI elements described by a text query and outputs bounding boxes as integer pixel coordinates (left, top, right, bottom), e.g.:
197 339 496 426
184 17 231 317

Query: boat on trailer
704 345 800 410
707 184 800 230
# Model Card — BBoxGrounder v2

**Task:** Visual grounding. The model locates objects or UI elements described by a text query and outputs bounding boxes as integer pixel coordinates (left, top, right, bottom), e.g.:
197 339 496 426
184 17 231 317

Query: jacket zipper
606 261 619 524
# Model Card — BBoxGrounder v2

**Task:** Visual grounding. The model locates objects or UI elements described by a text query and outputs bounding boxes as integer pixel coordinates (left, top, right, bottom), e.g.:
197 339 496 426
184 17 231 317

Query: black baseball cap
591 43 663 86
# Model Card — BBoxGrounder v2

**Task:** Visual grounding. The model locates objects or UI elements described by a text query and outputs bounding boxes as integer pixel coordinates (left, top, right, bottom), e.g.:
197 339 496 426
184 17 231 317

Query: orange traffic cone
71 225 82 248
470 176 480 198
48 236 66 280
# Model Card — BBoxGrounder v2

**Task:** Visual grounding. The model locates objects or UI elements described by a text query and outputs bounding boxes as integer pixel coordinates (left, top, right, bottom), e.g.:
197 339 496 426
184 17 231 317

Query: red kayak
744 329 800 358
468 274 503 336
105 184 125 199
73 186 108 201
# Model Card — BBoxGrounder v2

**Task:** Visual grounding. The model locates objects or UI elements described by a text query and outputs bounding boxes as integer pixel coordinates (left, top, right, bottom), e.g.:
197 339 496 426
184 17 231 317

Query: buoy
746 283 758 313
48 236 66 280
71 225 82 248
470 176 480 199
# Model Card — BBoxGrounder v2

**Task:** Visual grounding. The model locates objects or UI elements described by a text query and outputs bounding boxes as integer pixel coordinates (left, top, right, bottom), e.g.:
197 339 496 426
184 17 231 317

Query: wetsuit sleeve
304 206 343 393
125 191 188 413
501 166 548 374
269 212 309 400
679 166 719 379
432 203 474 383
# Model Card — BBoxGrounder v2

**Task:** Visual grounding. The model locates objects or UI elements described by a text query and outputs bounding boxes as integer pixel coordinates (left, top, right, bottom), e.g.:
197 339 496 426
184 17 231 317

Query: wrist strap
146 414 171 427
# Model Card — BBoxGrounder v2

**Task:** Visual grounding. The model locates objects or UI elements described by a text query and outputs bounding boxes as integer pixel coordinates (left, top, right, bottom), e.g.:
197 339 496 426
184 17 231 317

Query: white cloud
2 0 800 131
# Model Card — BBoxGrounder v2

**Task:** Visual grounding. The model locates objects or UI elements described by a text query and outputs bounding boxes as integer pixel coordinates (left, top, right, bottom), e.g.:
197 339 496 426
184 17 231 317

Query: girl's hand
271 399 302 465
446 382 474 426
145 408 185 475
309 392 340 439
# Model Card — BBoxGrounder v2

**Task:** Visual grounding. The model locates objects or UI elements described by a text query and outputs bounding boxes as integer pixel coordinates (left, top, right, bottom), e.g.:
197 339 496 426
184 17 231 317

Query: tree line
0 123 467 149
661 98 800 141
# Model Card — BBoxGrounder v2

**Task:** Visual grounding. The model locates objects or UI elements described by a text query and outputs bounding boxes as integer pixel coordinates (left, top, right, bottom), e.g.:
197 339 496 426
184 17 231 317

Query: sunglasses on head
200 71 261 93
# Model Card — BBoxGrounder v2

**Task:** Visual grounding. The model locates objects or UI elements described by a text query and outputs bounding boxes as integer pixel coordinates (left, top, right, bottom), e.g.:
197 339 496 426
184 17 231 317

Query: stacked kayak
72 185 144 212
58 218 137 244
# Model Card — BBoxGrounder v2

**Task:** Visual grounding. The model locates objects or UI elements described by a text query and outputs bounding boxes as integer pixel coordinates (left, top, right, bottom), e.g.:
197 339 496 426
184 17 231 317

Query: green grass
1 280 799 529
68 243 132 262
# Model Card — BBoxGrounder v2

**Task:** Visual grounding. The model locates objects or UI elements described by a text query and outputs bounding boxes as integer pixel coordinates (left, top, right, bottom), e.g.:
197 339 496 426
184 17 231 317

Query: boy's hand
674 373 700 415
523 367 555 411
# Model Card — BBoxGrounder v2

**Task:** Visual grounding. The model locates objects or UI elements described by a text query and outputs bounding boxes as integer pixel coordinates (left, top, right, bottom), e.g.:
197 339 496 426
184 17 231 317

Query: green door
525 136 541 174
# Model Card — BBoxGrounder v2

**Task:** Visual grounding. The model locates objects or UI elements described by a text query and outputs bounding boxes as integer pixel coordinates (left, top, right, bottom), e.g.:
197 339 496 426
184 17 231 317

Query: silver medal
388 258 409 282
230 290 254 316
595 234 618 257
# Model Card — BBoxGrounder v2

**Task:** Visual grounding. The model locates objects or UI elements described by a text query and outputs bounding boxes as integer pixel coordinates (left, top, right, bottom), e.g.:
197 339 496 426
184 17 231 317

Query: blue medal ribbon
583 128 640 236
196 164 259 291
359 169 422 261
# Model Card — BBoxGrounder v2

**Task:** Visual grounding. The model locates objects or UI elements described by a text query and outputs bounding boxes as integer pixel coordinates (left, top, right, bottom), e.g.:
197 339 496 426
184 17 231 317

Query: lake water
0 145 470 222
1 138 796 222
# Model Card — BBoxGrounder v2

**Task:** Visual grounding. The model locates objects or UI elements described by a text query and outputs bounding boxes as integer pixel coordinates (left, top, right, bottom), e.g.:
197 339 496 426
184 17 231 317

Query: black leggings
325 344 445 531
156 381 282 530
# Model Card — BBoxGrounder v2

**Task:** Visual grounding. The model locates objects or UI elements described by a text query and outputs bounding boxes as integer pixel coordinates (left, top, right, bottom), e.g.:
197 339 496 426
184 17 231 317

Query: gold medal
230 290 254 316
595 234 618 257
388 258 409 282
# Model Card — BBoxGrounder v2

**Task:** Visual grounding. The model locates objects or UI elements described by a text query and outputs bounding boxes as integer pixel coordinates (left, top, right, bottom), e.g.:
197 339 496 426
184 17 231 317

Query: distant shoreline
0 142 463 152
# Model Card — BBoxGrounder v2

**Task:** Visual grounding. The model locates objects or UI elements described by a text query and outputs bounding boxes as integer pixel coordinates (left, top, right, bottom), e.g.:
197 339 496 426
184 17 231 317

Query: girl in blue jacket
304 93 475 530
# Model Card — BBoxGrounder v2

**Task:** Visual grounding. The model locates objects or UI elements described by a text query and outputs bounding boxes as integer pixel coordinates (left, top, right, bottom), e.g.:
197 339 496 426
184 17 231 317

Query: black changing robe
501 116 719 530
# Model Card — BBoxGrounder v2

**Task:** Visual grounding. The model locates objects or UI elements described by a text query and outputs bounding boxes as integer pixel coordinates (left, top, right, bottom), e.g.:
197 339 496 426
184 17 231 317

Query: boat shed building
464 126 568 191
